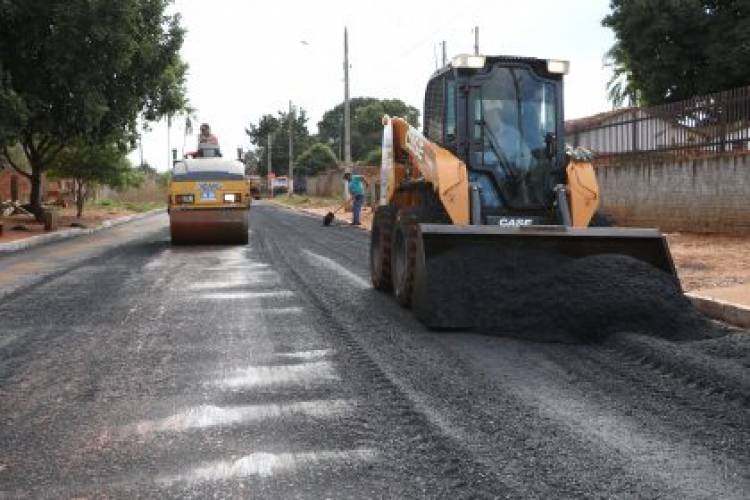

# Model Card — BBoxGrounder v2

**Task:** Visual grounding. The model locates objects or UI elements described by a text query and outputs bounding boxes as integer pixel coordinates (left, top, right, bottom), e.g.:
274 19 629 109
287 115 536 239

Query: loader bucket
411 224 679 330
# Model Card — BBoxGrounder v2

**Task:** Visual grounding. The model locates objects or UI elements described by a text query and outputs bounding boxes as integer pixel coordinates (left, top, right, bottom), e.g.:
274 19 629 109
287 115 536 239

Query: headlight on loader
547 59 570 75
224 193 239 203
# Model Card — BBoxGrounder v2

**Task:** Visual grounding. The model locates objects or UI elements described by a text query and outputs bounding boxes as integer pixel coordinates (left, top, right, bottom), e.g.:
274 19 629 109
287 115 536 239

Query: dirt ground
666 232 750 291
0 206 139 244
270 195 375 230
295 205 374 230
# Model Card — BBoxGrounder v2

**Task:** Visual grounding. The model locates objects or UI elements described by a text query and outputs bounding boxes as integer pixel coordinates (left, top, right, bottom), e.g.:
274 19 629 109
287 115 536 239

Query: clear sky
131 0 616 170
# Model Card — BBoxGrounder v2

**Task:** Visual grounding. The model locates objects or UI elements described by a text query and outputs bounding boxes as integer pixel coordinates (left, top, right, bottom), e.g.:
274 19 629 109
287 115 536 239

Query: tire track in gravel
255 215 507 498
604 333 750 407
254 203 750 498
255 206 660 497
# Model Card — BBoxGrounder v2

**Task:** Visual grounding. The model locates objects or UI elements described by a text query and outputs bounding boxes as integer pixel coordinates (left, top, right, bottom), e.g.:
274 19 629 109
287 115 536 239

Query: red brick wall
0 169 32 202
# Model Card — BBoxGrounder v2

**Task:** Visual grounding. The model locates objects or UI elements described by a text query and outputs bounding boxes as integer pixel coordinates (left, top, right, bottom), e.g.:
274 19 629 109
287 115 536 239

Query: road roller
168 144 250 245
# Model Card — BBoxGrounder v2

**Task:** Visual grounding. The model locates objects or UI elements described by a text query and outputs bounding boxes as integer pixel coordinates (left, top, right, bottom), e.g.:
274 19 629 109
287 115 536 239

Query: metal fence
566 86 750 160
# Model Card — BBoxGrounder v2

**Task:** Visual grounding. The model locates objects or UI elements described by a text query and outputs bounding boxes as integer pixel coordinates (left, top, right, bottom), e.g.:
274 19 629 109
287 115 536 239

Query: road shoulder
0 208 165 255
0 211 167 302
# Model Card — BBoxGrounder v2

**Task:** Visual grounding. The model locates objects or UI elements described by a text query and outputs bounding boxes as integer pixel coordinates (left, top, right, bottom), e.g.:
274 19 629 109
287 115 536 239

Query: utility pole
288 100 294 196
441 40 447 66
166 114 172 168
473 26 479 55
267 133 272 176
343 27 352 165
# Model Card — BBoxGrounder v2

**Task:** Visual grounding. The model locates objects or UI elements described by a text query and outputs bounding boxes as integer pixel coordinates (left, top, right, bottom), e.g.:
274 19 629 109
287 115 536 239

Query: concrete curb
686 292 750 329
0 208 166 255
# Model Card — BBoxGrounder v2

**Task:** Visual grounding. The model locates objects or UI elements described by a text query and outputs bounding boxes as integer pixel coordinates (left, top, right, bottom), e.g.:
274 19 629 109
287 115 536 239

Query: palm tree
604 43 640 108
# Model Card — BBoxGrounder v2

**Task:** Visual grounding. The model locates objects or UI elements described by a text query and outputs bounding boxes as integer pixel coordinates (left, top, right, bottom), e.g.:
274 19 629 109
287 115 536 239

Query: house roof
565 108 636 134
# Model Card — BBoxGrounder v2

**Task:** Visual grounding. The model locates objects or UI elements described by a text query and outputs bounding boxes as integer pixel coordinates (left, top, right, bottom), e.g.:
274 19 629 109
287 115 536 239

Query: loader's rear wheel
391 209 419 308
370 206 396 291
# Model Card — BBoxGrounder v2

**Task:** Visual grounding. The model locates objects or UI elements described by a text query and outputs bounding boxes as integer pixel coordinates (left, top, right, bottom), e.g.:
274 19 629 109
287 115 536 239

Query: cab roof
432 54 566 81
172 158 245 181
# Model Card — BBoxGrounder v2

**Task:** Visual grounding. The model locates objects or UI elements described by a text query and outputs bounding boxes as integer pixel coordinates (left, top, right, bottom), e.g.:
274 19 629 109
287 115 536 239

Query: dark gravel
0 204 747 498
426 246 722 342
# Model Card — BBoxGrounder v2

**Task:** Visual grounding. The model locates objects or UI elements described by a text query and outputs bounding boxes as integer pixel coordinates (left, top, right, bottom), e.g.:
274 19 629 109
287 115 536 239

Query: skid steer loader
370 54 678 329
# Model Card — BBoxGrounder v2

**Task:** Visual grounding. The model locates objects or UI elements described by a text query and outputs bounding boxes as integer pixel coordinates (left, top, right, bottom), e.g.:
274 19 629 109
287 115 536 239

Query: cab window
424 77 444 143
445 80 457 142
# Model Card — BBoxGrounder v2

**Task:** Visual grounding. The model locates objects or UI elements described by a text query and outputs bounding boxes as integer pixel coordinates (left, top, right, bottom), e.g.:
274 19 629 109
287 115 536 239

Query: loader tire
391 209 419 308
370 206 396 291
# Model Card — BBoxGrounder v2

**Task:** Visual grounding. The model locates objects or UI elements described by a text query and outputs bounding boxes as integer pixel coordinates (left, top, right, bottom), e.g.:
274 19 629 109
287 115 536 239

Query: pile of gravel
423 249 722 343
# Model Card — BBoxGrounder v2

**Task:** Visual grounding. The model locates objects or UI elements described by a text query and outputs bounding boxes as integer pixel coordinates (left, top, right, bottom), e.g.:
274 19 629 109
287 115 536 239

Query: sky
131 0 617 171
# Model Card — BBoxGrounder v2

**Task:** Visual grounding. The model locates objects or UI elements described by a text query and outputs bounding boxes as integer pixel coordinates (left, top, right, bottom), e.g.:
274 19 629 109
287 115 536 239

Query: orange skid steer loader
370 54 677 329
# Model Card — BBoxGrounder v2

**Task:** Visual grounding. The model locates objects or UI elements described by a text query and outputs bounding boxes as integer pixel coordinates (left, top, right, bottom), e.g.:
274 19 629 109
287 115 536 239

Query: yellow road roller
168 148 250 245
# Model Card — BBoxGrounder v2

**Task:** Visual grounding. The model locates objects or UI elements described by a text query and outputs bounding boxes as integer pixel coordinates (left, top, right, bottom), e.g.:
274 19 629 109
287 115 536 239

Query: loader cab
424 55 568 223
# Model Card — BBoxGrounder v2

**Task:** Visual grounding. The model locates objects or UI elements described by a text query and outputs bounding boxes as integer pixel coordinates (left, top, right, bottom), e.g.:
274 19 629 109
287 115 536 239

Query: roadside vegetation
0 0 189 220
604 1 750 106
243 97 418 177
270 194 344 209
89 199 165 213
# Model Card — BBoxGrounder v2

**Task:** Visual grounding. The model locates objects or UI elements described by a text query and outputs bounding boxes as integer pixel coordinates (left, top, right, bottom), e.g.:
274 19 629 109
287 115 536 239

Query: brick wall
596 153 750 234
0 169 32 202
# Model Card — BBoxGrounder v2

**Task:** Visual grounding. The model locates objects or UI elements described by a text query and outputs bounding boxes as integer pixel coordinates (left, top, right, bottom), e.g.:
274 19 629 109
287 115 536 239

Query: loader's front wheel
391 209 418 308
370 206 396 291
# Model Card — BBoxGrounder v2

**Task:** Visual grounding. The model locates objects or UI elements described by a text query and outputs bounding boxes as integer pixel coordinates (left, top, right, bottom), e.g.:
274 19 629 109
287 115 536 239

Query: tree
603 0 750 106
245 108 313 176
49 142 143 218
138 162 157 176
364 148 381 166
604 43 640 108
242 149 260 175
295 143 338 176
317 97 419 162
0 0 188 219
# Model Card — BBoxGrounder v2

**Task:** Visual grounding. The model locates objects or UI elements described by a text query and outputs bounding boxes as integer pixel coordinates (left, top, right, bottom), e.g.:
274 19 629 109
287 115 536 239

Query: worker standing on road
344 172 368 226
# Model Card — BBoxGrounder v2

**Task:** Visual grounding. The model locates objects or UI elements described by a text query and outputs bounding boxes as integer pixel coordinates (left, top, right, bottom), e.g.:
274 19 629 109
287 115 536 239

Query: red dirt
666 232 750 291
0 207 135 245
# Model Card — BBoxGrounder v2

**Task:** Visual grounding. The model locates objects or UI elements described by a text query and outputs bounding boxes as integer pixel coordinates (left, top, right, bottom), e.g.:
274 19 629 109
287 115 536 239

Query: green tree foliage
156 170 171 189
49 142 143 217
317 98 419 161
137 162 158 176
295 143 338 176
0 0 188 218
245 108 313 176
364 148 381 166
242 149 260 175
603 0 750 106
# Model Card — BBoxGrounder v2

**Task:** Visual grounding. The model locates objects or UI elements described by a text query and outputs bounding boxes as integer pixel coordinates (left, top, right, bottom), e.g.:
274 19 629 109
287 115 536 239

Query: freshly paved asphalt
0 202 748 498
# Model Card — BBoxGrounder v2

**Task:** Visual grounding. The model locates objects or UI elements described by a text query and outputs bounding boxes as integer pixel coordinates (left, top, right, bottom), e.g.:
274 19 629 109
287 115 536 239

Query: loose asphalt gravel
0 202 748 498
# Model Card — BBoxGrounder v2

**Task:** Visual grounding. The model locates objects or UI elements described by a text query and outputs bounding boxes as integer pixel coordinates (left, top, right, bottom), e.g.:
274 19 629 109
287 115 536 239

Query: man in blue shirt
343 172 368 225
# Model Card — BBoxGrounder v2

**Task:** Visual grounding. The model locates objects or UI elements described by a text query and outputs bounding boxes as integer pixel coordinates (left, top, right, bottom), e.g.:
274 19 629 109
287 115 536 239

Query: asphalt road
0 202 748 498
